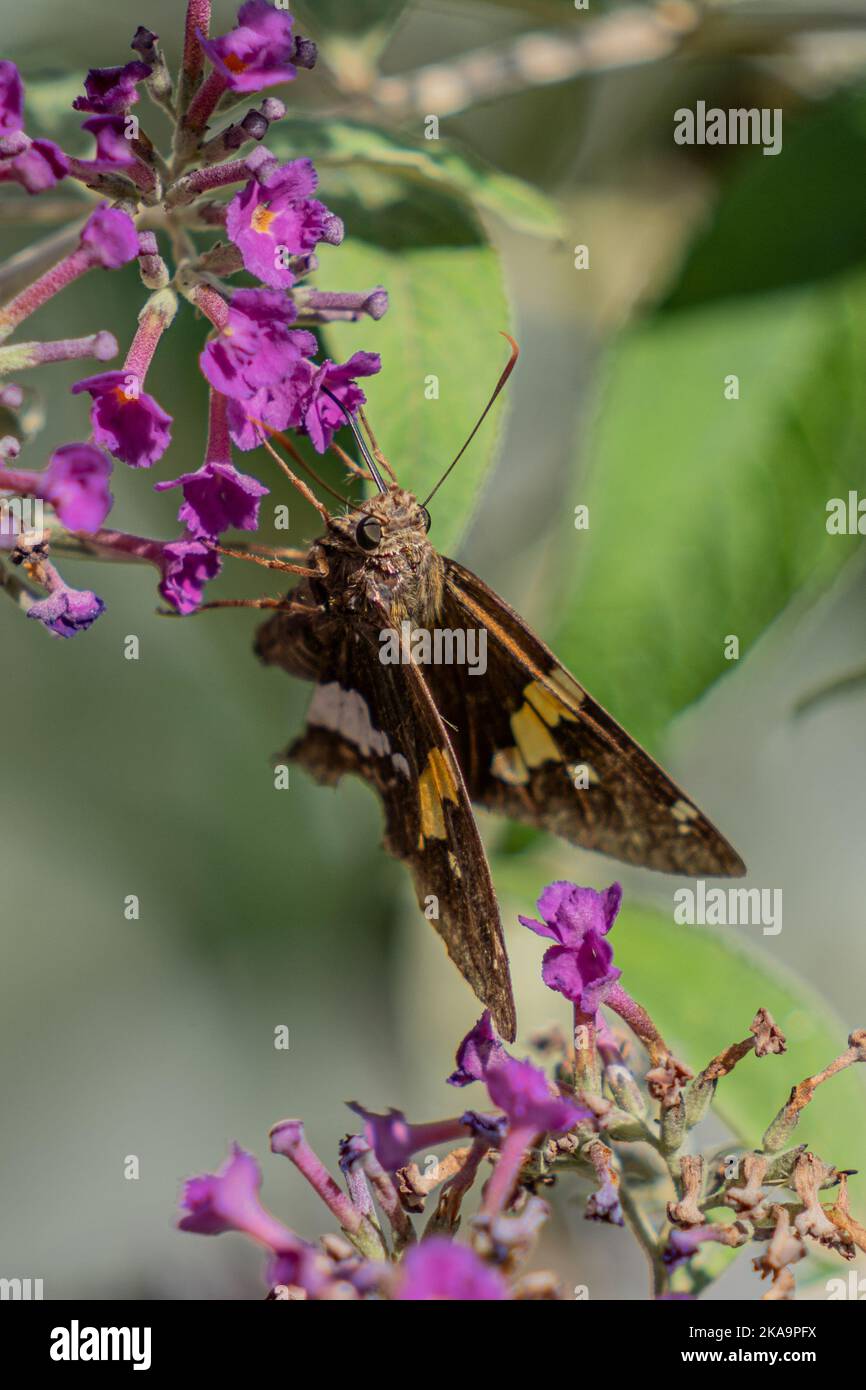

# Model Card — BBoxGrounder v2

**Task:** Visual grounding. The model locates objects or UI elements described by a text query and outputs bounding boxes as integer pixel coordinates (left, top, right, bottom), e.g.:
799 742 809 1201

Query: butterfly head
323 487 441 623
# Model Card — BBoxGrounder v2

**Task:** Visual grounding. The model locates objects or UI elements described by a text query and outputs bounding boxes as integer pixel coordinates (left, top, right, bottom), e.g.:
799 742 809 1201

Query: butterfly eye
419 506 432 533
355 515 382 551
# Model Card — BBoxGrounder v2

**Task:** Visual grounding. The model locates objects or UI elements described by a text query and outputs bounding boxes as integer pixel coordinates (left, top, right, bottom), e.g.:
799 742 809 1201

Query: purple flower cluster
0 2 386 638
177 990 590 1299
174 876 864 1300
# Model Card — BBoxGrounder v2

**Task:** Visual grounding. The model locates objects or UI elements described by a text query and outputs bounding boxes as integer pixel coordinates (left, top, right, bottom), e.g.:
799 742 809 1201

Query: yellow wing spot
418 747 459 841
545 669 585 712
671 799 699 825
491 745 530 786
447 851 462 879
511 701 560 769
524 678 579 727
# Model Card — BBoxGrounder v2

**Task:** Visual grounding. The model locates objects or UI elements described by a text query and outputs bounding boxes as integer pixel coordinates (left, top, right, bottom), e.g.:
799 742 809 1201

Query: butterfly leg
159 597 315 617
207 541 327 580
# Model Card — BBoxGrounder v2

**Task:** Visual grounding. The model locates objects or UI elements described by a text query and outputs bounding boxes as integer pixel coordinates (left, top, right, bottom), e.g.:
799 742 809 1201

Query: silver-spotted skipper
233 339 744 1041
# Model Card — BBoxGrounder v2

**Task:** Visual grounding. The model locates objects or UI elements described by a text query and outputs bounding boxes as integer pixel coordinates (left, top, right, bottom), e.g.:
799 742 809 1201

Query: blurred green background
2 0 866 1299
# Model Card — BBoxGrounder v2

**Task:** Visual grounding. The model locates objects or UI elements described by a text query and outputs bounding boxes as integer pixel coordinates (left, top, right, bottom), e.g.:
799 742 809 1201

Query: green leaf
551 275 866 748
614 903 866 1192
271 116 562 239
318 183 511 554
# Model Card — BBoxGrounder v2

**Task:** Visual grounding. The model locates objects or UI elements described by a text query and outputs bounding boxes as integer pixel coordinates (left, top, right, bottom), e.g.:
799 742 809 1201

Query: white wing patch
308 682 392 758
307 681 411 778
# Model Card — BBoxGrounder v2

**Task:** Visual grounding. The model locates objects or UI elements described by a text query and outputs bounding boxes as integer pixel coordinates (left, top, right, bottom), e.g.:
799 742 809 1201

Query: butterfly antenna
321 387 388 495
422 333 519 509
256 423 354 507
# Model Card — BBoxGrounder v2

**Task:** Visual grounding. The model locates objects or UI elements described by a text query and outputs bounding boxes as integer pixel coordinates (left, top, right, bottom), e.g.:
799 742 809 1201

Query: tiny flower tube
346 1104 473 1174
270 1120 365 1236
0 330 117 377
182 0 212 84
137 232 170 291
292 286 390 324
164 145 273 208
0 206 138 341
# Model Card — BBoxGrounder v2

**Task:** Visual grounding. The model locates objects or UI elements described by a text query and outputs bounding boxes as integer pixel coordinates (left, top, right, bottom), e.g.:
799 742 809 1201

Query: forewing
282 622 517 1040
427 558 745 877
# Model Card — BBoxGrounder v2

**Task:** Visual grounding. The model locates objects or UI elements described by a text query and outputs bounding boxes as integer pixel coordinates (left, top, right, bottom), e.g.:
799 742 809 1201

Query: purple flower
0 63 68 194
224 349 381 453
346 1104 470 1173
157 536 221 615
302 352 381 453
72 370 171 469
0 136 68 194
42 442 113 530
79 206 140 269
200 0 313 93
27 583 105 638
448 1011 507 1088
662 1225 722 1270
179 1142 301 1248
199 288 316 400
72 61 152 115
225 158 340 289
519 881 623 1013
155 461 268 538
178 1143 330 1296
0 60 23 136
394 1238 509 1301
77 115 138 173
485 1057 583 1136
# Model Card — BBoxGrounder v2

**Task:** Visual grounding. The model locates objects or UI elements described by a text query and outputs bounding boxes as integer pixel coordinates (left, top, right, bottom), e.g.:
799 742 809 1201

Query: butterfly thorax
317 486 444 629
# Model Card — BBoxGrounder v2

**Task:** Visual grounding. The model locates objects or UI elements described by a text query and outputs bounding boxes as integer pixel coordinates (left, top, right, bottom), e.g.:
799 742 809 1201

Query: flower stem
0 246 92 341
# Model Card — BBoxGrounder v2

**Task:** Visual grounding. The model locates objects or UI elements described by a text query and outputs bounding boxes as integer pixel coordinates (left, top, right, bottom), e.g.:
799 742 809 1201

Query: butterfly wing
257 606 516 1039
424 558 745 877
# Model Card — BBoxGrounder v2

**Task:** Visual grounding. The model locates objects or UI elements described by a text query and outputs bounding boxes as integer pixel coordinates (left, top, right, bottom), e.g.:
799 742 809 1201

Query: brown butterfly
225 339 744 1041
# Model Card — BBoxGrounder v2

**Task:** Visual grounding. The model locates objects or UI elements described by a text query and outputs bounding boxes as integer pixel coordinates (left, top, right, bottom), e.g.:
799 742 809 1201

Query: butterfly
234 338 744 1041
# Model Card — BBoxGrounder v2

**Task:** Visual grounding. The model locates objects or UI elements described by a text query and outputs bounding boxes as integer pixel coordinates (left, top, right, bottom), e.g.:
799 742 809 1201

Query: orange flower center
251 204 277 235
223 53 248 74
